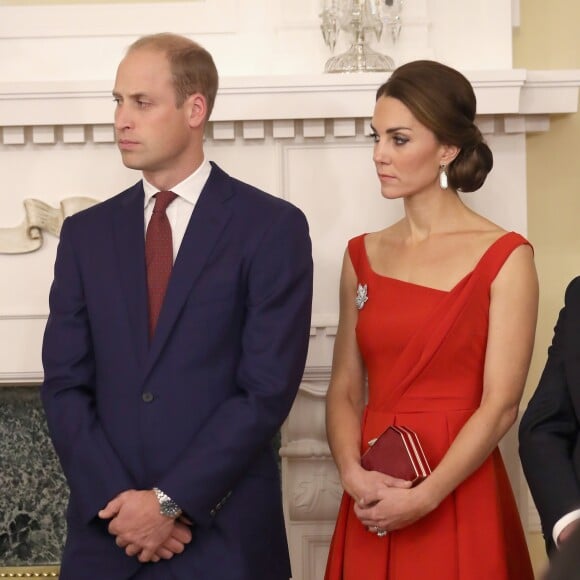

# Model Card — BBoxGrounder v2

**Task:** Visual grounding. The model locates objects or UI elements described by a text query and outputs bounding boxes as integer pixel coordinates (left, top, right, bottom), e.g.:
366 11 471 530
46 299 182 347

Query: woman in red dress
325 61 537 579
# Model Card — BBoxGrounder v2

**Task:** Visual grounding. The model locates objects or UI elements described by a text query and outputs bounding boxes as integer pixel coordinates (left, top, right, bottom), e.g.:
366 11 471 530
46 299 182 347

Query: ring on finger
376 528 388 537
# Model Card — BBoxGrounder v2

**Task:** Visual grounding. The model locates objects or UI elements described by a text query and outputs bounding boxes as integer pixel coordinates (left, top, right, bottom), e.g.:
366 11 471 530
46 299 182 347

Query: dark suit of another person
519 277 580 554
544 523 580 579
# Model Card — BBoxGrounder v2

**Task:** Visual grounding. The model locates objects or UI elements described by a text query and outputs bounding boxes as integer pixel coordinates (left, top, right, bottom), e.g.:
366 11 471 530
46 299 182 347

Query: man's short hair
129 33 219 120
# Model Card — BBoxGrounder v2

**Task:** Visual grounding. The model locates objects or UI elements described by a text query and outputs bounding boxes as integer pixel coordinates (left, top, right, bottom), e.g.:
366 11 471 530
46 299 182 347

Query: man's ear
440 144 460 166
185 93 207 129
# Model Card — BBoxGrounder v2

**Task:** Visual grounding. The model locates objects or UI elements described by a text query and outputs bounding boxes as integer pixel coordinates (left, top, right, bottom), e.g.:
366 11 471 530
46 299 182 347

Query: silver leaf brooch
355 283 368 310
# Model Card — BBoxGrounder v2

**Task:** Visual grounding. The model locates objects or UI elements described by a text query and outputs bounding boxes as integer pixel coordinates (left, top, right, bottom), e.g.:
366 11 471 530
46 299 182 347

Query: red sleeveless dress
325 232 534 580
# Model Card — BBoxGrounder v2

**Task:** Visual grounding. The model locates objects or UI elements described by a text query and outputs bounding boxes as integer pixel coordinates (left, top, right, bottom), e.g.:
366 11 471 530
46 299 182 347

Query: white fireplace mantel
1 70 579 131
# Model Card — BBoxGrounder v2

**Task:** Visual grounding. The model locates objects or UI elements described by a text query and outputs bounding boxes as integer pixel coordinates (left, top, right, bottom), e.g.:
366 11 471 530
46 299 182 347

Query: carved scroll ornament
0 197 98 254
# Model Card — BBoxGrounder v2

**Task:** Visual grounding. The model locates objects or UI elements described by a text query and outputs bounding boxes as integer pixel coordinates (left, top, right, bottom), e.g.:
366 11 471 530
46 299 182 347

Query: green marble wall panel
0 386 66 567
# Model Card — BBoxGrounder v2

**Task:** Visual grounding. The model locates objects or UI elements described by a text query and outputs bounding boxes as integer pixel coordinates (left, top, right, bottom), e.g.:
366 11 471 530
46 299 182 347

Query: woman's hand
341 463 412 507
354 482 437 533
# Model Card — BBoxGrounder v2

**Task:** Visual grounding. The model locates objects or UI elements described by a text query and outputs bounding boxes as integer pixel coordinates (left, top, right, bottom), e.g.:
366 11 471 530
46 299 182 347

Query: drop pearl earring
439 165 448 190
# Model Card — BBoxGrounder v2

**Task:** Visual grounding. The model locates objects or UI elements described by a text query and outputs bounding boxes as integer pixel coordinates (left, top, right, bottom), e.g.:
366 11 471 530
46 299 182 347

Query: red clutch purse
361 425 432 486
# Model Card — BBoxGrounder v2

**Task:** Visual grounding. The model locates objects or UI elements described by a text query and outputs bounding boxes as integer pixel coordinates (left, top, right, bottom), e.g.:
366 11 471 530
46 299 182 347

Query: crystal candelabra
320 0 404 73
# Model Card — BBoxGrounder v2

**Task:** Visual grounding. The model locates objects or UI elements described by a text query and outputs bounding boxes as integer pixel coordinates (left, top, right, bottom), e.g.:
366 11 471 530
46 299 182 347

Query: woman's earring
439 165 448 190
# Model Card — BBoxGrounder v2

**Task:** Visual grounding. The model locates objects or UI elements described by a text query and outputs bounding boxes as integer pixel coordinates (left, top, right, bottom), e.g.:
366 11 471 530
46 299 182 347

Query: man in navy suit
42 33 313 579
519 277 580 555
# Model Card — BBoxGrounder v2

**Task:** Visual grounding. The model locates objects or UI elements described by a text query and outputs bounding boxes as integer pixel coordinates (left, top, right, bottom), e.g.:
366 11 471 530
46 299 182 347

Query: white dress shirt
554 509 580 548
143 158 212 262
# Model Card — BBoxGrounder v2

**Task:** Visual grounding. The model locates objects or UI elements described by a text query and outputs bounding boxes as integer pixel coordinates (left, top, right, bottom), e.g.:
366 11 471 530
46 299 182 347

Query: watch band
153 487 183 518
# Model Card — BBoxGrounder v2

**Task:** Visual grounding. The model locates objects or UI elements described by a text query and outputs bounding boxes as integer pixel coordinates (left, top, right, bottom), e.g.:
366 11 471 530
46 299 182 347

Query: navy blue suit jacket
42 163 313 579
519 277 580 554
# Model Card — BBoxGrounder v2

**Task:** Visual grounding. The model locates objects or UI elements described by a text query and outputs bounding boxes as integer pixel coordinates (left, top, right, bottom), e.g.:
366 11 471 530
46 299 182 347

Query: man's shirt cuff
553 509 580 548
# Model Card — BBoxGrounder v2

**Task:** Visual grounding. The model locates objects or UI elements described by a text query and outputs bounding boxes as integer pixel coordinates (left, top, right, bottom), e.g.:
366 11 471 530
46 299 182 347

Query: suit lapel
113 182 149 369
144 164 234 376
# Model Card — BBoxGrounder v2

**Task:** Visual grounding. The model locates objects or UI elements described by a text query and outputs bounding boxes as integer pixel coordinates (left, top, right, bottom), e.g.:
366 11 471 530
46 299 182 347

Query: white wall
0 0 514 82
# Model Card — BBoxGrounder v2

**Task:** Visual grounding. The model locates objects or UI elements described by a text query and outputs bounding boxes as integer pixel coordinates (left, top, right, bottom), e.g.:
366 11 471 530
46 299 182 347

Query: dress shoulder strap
476 231 532 284
347 234 368 278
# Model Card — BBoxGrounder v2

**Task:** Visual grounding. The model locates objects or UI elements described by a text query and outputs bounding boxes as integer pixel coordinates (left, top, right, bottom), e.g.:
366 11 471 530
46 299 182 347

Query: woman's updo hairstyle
376 60 493 193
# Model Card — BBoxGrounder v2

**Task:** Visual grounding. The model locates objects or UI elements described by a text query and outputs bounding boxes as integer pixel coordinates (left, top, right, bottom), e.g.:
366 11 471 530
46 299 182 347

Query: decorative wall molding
299 534 335 580
0 0 238 39
0 115 557 149
1 71 579 134
0 198 98 254
527 489 542 533
0 566 58 578
0 372 44 387
282 366 342 578
0 316 47 386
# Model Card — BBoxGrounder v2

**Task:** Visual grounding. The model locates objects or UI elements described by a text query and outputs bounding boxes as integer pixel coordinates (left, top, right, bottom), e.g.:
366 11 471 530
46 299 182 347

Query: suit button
142 392 154 403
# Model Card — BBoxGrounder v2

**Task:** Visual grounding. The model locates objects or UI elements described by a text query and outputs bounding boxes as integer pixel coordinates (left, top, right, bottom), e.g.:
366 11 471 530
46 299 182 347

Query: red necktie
146 190 177 338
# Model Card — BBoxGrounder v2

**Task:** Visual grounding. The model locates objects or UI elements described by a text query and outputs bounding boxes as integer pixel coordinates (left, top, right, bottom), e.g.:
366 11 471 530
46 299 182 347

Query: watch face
161 501 181 518
154 488 182 518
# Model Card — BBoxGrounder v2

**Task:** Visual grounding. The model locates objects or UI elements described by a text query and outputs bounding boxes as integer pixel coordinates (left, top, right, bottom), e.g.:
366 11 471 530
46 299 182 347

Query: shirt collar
143 158 212 208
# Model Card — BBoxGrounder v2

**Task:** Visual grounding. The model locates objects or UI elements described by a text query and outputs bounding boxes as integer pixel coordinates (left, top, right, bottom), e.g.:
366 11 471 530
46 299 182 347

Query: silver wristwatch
153 487 183 518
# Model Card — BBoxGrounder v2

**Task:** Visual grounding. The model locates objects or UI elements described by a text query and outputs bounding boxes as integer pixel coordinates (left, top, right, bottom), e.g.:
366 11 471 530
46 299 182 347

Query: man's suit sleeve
157 203 313 526
519 276 580 549
42 218 135 523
